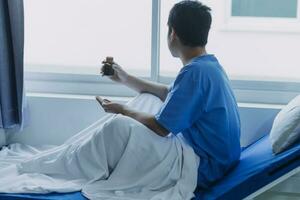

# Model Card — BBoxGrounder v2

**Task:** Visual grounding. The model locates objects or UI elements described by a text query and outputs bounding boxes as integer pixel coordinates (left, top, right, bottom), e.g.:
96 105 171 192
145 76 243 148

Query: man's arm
122 107 170 137
102 62 169 102
98 99 170 137
123 74 169 102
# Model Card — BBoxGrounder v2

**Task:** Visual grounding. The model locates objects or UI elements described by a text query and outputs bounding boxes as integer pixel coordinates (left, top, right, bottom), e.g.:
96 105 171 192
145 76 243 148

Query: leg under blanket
0 94 199 200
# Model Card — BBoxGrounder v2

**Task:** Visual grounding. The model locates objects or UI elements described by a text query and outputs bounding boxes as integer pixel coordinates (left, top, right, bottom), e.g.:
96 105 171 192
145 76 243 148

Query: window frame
222 0 300 32
25 0 300 105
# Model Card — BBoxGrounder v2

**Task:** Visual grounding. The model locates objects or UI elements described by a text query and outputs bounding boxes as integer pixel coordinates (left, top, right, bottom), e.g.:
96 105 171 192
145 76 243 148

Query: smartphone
96 96 104 105
96 96 110 105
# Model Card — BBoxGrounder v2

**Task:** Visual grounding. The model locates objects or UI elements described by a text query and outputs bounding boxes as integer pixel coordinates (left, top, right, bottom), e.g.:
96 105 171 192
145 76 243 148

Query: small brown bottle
102 57 114 76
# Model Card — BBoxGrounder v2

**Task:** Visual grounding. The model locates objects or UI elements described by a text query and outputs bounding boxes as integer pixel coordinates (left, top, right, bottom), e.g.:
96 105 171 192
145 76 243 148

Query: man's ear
170 28 177 41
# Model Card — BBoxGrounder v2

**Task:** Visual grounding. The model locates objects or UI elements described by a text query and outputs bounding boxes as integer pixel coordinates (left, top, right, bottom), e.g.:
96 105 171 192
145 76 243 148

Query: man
98 0 241 189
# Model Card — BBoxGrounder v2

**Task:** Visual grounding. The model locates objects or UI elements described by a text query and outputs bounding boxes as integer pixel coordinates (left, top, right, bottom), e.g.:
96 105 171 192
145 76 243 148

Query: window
159 0 300 80
24 0 300 104
24 0 152 76
232 0 298 18
223 0 300 32
159 0 182 76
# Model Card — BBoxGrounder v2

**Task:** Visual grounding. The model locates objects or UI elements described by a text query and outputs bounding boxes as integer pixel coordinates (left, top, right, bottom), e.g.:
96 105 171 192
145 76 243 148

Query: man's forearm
124 75 169 102
122 107 170 137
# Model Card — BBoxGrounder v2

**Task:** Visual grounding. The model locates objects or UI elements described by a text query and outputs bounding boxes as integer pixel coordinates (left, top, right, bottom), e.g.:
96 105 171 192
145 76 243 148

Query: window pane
24 0 152 76
160 0 300 80
232 0 298 18
160 0 183 76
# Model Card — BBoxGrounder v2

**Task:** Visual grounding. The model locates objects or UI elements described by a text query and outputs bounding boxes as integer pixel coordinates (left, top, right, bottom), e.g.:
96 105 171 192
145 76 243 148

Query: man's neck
179 47 207 66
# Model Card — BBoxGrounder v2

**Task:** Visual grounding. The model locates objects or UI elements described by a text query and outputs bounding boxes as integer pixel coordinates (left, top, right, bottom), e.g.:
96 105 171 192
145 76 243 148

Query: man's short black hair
168 0 212 47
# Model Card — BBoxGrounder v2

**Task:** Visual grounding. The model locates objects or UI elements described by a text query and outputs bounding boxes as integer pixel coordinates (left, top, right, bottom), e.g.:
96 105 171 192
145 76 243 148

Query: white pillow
270 95 300 154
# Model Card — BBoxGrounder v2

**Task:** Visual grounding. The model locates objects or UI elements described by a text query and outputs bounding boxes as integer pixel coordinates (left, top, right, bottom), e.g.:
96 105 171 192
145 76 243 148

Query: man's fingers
102 105 109 112
102 101 112 109
112 65 118 71
103 99 111 104
103 108 111 113
102 106 113 113
102 60 115 65
112 64 120 70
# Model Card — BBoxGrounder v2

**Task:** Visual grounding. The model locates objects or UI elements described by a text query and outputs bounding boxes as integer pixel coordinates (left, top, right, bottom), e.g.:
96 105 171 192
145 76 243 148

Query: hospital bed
0 134 299 200
0 106 299 200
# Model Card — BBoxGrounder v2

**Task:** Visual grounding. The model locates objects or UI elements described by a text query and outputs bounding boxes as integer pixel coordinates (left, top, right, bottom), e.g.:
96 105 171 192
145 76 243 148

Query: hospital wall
5 94 300 199
7 94 279 147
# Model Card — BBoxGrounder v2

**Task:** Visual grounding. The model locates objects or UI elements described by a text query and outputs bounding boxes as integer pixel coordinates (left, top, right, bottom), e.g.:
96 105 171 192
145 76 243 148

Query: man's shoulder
183 58 224 80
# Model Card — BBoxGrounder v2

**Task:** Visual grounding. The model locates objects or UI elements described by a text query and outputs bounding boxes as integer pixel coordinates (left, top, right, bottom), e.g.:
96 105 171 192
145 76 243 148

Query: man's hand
101 60 129 84
96 97 128 114
95 96 169 137
102 101 128 114
100 57 168 101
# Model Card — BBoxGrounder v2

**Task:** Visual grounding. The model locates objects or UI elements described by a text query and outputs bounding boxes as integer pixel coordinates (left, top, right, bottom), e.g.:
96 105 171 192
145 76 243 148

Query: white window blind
24 0 152 76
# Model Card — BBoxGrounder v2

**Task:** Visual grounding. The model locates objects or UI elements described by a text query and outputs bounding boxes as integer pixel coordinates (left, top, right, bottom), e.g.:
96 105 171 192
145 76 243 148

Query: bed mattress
0 135 299 200
195 135 300 200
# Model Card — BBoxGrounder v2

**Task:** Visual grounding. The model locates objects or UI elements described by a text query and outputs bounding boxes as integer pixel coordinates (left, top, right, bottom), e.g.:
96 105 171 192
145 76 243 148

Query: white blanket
0 94 199 200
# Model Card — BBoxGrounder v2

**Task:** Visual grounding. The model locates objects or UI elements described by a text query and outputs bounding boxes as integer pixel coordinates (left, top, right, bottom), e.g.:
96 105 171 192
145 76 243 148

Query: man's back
155 54 241 188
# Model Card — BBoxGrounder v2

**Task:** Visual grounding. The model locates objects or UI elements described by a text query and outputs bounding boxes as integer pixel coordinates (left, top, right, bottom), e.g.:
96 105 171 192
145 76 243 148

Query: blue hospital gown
155 54 241 189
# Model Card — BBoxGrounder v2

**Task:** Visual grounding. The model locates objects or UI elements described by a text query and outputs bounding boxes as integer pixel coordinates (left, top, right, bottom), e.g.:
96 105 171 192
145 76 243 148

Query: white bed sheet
0 93 199 200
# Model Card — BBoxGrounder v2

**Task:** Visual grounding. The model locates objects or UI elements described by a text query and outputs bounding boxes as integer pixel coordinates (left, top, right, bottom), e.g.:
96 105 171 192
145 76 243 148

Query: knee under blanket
0 94 199 200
